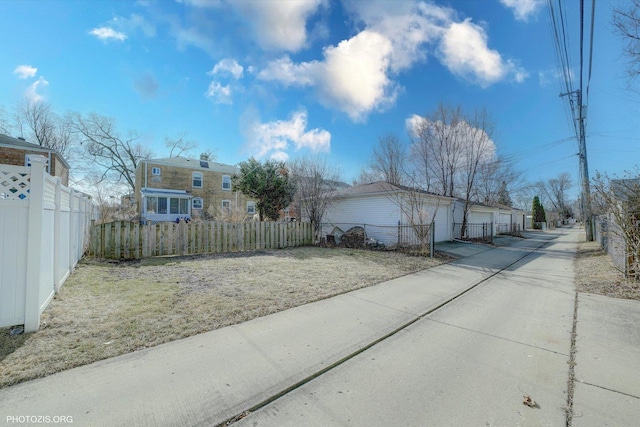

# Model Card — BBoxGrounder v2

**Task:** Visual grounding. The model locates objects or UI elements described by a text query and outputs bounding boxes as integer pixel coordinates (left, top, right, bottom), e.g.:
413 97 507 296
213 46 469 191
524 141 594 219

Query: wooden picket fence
89 220 313 260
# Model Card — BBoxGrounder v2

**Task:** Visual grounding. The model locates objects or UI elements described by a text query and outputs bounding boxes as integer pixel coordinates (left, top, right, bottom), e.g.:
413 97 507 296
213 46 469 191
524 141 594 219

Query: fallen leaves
523 395 539 408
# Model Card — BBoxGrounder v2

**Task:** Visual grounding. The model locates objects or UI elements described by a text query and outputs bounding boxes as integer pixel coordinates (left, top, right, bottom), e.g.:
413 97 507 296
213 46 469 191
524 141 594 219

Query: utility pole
577 90 594 241
560 89 593 241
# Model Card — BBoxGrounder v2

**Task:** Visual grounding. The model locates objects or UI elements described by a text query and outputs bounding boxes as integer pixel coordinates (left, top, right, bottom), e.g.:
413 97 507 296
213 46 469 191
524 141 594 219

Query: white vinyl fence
0 156 92 332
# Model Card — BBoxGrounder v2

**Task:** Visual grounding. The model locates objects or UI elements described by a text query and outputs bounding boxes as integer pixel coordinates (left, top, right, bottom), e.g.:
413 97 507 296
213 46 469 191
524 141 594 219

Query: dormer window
222 175 231 191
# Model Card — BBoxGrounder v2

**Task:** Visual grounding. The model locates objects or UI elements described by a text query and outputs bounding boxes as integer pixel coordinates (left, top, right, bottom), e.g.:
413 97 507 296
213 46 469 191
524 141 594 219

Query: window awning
140 188 192 198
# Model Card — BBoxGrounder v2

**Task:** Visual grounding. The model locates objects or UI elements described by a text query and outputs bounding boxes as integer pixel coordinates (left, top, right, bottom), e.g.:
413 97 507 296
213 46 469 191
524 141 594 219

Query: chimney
200 153 209 161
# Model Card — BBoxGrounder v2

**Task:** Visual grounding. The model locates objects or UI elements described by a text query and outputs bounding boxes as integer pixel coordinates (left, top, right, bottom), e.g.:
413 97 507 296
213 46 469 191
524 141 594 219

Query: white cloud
270 151 290 162
245 109 331 159
500 0 545 22
405 114 423 137
438 19 526 87
256 1 527 121
343 0 451 72
209 59 244 79
89 27 127 41
205 81 232 104
25 76 49 103
257 56 317 86
13 65 38 79
231 0 324 52
259 30 396 122
317 30 396 121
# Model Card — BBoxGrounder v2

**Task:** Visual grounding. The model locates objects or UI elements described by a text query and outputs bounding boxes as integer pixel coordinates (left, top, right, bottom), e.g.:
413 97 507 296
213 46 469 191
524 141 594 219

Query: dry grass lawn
0 247 443 388
575 239 640 300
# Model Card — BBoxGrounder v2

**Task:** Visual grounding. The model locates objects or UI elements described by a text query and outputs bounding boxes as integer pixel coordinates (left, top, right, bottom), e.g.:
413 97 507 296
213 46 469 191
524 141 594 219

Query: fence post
430 221 435 258
24 156 47 332
53 178 62 292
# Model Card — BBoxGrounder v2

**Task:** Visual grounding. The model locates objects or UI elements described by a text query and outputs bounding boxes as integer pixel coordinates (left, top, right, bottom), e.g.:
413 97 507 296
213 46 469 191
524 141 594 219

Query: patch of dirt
574 240 640 300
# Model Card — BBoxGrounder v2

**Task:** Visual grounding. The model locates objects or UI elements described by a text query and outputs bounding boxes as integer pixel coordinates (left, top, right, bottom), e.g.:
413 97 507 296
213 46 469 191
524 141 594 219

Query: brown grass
575 239 640 300
0 247 443 388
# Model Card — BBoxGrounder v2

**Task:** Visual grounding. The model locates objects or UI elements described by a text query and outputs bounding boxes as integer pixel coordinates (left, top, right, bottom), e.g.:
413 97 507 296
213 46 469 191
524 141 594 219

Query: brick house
0 133 70 185
134 155 256 223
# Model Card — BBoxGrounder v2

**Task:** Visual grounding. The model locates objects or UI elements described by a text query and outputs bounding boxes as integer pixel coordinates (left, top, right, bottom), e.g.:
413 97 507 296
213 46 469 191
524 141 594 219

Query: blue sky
1 0 638 195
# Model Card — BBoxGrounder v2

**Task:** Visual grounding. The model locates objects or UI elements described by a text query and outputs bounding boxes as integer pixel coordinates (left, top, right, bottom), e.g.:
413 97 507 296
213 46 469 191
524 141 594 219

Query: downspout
143 161 148 222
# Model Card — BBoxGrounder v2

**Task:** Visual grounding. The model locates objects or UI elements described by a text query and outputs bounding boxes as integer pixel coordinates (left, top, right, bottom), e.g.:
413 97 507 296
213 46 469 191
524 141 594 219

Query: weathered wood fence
89 220 314 259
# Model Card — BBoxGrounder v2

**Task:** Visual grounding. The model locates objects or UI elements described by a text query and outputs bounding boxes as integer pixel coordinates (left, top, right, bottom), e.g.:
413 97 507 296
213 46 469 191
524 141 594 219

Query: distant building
0 133 70 185
134 154 256 223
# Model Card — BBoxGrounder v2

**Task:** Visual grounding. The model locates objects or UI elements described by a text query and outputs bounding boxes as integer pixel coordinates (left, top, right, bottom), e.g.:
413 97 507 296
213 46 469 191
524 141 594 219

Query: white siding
498 212 512 225
323 194 400 245
469 210 494 224
324 193 452 243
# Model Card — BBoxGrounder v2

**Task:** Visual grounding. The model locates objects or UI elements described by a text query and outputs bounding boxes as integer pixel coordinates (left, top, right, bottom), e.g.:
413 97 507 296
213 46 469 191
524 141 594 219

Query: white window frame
192 171 203 188
247 201 256 215
222 175 231 191
192 197 203 210
151 167 161 176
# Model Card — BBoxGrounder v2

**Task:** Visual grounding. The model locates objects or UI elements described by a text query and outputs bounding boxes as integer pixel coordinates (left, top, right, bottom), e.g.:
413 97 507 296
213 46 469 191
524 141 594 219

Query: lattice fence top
0 170 30 201
44 175 56 206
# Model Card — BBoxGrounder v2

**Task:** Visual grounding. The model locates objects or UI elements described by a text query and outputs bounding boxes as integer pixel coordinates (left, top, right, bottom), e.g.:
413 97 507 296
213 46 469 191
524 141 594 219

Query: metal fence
453 222 493 244
496 223 523 237
593 215 629 275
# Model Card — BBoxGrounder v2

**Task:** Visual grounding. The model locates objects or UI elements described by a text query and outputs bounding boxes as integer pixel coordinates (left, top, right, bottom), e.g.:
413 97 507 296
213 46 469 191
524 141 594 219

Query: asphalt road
236 231 577 426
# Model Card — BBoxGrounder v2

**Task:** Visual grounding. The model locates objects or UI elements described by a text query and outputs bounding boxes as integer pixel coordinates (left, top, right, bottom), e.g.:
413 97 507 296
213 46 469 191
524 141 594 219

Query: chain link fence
593 215 628 275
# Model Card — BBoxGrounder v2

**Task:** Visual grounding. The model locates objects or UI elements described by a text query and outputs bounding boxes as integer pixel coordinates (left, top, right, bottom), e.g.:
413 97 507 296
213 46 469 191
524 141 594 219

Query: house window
247 201 256 215
222 175 231 190
192 172 203 188
157 197 168 214
170 198 179 214
180 198 189 214
146 197 158 214
221 200 231 214
192 197 203 210
151 167 161 176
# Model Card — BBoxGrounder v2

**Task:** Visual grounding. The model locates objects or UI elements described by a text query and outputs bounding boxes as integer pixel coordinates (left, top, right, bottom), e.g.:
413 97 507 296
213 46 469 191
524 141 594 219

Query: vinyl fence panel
0 156 92 332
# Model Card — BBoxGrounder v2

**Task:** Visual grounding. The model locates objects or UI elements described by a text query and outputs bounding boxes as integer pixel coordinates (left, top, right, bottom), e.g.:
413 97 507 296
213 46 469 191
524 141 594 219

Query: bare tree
369 134 406 186
410 104 466 197
165 132 198 158
69 112 152 193
592 170 640 278
352 168 379 185
0 105 11 134
613 0 640 86
542 172 573 218
14 100 74 157
475 158 522 206
290 156 343 239
410 104 497 235
458 108 495 235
